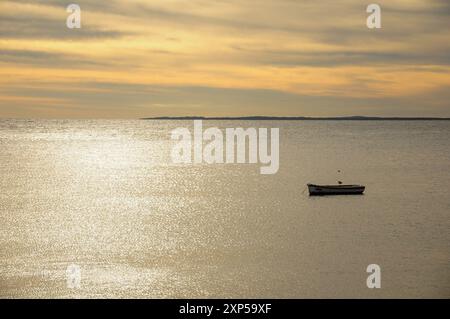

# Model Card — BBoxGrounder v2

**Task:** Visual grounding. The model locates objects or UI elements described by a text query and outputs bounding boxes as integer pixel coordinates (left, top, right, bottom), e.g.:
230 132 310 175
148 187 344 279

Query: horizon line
141 116 450 121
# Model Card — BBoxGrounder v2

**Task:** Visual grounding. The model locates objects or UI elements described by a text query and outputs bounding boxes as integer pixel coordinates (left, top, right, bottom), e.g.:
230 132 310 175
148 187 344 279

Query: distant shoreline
141 116 450 121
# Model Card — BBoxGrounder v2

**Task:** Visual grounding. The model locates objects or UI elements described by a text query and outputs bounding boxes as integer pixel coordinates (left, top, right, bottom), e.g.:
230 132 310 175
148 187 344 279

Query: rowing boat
307 183 365 196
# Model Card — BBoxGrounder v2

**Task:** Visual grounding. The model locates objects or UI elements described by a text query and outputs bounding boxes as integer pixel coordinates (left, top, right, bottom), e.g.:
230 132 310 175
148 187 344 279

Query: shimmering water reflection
0 120 449 298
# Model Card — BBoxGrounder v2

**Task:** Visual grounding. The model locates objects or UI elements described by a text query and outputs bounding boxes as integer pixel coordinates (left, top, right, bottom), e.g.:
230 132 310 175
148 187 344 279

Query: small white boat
307 183 365 196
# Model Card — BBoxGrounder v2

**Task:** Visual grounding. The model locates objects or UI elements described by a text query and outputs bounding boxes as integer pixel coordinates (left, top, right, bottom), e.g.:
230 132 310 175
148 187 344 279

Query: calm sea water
0 119 449 298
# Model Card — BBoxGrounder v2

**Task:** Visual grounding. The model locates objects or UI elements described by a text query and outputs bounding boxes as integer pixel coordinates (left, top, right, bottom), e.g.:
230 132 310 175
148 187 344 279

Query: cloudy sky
0 0 449 118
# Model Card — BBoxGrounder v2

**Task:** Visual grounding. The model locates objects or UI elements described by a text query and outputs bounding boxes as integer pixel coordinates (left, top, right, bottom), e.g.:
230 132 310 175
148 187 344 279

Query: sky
0 0 449 118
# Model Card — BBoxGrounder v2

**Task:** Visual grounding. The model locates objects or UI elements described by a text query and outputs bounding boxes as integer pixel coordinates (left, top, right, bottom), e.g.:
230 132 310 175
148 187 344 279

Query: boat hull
307 184 365 196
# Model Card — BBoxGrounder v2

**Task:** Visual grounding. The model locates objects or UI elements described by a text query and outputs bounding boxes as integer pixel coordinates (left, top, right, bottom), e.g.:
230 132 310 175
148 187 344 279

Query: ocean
0 119 449 298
